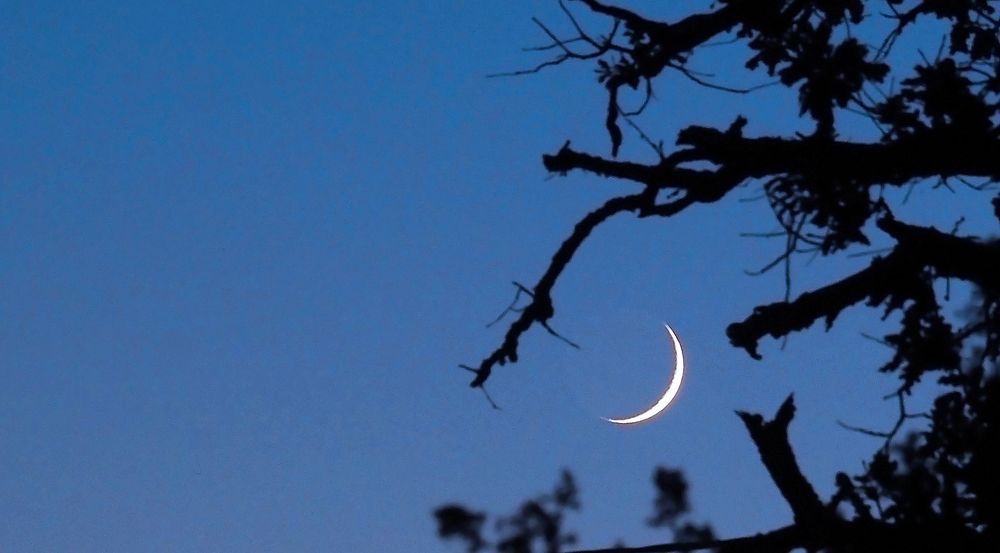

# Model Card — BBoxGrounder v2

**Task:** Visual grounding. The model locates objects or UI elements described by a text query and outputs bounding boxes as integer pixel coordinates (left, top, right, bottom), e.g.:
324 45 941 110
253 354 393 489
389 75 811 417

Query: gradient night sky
3 2 995 552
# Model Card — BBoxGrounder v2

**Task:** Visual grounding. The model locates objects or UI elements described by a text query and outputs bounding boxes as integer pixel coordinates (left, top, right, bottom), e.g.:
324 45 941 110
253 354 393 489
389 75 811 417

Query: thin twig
541 321 581 349
619 111 665 158
667 60 778 93
486 282 531 327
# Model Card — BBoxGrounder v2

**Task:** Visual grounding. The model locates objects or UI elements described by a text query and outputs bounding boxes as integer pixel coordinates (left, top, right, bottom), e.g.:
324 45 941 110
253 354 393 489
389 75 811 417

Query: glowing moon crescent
603 323 685 425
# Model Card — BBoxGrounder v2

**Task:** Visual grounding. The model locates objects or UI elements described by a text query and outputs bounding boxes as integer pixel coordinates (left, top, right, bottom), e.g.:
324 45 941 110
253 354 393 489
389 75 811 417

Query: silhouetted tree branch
737 395 827 526
727 215 1000 359
465 192 650 388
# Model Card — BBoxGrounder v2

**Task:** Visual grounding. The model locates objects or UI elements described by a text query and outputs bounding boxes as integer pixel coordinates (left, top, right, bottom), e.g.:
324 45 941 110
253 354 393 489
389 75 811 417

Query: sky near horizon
2 2 995 552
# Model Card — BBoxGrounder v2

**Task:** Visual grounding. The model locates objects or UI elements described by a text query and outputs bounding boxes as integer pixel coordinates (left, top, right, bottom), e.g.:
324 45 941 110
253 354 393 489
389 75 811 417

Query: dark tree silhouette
440 1 999 552
434 467 715 553
435 471 583 553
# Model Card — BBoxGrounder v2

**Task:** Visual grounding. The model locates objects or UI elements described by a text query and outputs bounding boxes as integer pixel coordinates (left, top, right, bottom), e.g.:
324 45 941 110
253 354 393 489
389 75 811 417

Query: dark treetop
444 1 1000 552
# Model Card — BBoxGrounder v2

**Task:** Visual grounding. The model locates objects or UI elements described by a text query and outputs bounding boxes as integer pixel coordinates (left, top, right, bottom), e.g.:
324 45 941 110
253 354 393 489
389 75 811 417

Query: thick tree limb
727 217 1000 358
674 126 1000 184
542 142 742 202
548 128 1000 191
736 395 827 527
726 249 911 358
543 145 668 186
879 217 1000 289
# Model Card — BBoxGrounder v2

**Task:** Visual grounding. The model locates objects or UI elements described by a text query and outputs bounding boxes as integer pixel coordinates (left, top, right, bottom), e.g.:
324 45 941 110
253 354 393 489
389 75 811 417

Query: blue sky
2 2 995 552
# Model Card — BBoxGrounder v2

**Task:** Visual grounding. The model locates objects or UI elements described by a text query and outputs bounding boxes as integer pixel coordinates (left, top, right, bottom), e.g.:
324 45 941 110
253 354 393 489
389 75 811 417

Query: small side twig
486 281 533 328
540 321 581 349
839 389 930 452
459 365 501 409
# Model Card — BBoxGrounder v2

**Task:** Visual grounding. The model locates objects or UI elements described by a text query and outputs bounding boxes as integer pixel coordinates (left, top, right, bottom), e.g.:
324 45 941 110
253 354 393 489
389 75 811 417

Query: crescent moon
603 323 685 425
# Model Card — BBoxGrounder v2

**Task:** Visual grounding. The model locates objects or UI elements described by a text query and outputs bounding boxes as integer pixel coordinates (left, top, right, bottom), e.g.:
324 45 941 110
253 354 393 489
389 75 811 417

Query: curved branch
466 171 734 389
466 193 650 388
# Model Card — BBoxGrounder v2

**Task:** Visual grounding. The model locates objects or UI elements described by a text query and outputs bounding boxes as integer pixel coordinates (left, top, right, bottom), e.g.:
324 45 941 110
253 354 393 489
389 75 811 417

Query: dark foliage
646 467 690 529
434 466 714 553
435 471 581 553
442 1 1000 552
